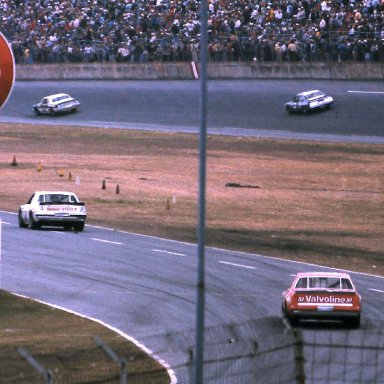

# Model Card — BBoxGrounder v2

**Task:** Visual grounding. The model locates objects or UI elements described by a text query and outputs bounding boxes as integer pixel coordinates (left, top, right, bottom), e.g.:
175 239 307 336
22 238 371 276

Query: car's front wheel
18 209 28 228
49 108 56 116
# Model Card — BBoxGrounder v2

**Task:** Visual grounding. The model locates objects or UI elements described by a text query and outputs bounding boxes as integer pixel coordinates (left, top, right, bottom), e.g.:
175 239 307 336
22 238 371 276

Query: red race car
282 272 361 327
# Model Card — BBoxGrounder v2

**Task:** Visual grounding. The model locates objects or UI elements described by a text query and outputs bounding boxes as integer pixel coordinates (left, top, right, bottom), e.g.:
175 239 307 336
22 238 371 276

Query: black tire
49 108 56 116
33 107 41 115
302 106 310 115
346 316 360 328
74 222 85 232
18 210 28 228
28 212 40 230
288 317 299 327
286 106 292 114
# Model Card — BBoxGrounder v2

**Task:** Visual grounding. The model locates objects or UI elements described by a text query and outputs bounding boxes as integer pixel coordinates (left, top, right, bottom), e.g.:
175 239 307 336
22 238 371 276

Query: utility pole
194 0 208 383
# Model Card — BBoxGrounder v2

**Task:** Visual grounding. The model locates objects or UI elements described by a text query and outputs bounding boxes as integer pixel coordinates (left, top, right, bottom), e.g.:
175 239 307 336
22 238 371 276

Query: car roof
47 93 70 98
34 191 77 195
294 271 351 279
296 90 324 96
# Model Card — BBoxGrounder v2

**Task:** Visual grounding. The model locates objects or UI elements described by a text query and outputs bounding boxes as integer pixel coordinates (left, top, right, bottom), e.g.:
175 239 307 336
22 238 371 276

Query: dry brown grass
0 291 169 383
0 122 383 382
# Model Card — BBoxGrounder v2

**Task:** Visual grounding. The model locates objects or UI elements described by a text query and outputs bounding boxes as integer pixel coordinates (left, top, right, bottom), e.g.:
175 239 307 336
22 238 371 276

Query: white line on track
92 238 123 245
219 261 256 270
369 288 384 293
153 249 187 257
348 90 384 94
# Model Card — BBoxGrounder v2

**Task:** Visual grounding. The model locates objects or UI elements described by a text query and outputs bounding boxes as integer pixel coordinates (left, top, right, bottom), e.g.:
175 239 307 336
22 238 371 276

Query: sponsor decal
46 207 77 212
298 295 353 304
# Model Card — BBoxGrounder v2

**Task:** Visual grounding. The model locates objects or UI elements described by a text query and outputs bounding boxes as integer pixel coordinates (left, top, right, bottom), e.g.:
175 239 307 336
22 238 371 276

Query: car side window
341 278 353 290
295 277 307 289
27 193 35 204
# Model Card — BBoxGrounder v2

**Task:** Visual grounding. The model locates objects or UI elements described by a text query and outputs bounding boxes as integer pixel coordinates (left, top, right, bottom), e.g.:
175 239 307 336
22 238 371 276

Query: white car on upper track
33 93 80 115
285 90 334 114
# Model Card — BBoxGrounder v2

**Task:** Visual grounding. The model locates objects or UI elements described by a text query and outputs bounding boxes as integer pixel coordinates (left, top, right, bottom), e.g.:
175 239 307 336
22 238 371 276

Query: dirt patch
1 123 383 276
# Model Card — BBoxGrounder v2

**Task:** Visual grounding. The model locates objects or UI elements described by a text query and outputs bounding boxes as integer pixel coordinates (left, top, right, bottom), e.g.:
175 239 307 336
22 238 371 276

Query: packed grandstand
1 0 383 64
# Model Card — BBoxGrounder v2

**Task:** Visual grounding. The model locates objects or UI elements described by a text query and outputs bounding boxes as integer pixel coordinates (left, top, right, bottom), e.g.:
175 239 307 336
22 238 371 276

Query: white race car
33 93 80 115
18 191 87 231
285 90 334 114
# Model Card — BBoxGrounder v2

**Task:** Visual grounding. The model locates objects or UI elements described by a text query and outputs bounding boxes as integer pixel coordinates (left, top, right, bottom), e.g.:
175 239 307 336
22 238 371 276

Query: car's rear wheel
28 212 40 230
345 316 360 328
288 316 299 327
74 222 85 232
18 210 28 228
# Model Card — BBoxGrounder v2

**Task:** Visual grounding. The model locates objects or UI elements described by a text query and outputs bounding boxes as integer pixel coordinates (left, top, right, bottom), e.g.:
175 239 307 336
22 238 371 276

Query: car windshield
293 95 305 102
295 276 353 290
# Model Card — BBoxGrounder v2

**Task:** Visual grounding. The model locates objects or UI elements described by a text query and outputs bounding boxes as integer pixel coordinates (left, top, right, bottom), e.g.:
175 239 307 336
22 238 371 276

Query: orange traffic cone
11 155 18 166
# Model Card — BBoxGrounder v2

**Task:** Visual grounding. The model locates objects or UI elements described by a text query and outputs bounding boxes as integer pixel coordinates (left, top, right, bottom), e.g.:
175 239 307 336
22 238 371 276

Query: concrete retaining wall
15 62 384 81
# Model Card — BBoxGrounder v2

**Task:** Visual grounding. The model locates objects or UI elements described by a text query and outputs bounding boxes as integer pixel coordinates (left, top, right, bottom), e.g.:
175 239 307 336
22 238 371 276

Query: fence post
93 336 127 384
293 329 306 384
17 347 53 384
188 348 194 383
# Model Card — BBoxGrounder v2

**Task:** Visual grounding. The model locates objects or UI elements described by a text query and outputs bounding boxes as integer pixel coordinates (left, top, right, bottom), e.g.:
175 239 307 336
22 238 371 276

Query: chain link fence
4 317 384 383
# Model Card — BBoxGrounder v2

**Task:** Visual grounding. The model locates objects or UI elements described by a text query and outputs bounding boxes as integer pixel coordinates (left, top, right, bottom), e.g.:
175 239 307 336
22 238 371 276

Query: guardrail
15 62 384 81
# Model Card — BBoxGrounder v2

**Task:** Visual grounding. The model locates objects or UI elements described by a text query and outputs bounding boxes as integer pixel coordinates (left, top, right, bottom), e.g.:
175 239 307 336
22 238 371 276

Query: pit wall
15 62 384 81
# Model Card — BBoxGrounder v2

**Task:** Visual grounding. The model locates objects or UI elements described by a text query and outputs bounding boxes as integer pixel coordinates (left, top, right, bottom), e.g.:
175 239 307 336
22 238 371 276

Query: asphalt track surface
1 79 384 143
1 80 384 382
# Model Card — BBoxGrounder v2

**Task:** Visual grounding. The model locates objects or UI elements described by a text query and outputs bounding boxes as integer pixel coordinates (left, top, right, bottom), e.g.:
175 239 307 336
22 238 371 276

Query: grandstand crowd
1 0 384 64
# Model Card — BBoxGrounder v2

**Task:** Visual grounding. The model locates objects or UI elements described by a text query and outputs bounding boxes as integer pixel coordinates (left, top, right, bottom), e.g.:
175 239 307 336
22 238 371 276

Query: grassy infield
0 123 383 383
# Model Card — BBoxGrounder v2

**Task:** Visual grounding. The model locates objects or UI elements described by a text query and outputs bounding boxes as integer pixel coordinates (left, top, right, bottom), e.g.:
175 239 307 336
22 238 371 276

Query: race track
1 79 384 143
0 79 383 382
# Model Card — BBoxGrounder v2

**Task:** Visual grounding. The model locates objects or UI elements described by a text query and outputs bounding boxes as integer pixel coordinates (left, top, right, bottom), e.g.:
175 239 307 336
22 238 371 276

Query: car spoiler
39 202 85 206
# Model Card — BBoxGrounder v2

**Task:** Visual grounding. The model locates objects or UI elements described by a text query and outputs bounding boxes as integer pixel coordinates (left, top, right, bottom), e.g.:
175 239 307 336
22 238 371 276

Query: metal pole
0 218 2 288
194 0 208 383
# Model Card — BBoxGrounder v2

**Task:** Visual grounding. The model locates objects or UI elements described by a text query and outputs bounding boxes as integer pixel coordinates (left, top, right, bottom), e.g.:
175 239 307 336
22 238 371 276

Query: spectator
0 0 382 64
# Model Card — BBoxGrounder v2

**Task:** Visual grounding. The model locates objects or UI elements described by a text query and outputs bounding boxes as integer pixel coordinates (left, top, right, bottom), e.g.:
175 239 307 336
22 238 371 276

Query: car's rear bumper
34 215 86 224
287 309 360 319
